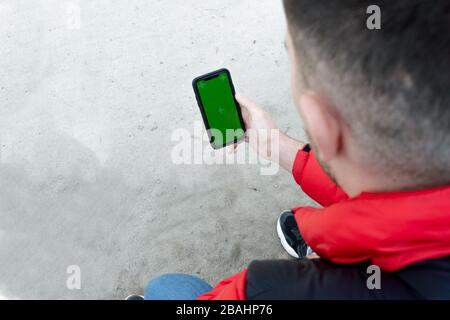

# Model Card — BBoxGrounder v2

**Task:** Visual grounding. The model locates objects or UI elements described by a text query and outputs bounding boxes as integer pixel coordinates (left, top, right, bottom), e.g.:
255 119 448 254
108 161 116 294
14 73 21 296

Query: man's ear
299 92 342 162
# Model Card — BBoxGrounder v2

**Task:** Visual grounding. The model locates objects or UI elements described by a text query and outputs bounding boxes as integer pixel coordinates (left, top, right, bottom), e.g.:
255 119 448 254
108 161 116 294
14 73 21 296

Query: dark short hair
283 0 450 186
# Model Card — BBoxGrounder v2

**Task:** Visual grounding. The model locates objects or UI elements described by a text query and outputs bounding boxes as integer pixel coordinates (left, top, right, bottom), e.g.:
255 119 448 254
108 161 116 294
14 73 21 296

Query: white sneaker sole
277 213 300 259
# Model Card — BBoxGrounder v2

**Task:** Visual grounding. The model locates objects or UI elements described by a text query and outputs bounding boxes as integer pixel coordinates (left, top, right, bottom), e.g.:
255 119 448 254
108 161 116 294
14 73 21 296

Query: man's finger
227 143 237 154
227 138 246 153
240 105 250 124
235 93 259 113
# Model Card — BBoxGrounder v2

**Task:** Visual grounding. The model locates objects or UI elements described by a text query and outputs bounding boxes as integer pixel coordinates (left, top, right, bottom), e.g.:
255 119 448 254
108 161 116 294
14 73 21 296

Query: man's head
283 0 450 194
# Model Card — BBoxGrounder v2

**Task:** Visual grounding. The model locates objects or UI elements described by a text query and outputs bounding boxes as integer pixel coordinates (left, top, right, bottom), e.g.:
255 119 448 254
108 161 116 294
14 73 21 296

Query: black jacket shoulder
246 256 450 300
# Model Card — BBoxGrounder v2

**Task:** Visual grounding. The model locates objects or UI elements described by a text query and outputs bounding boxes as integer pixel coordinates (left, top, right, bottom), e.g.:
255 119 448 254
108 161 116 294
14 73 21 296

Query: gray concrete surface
0 0 315 299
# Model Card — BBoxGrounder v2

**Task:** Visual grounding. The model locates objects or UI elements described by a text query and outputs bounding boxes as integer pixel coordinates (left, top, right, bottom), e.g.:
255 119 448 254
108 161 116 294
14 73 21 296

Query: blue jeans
144 273 212 300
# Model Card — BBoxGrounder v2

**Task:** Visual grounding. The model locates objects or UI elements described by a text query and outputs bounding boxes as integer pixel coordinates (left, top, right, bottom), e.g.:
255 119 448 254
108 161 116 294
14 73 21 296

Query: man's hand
228 93 277 160
228 93 305 172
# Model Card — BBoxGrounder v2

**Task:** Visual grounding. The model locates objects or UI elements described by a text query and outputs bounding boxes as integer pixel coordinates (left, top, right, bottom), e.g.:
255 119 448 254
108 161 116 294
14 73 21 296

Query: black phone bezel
192 68 246 149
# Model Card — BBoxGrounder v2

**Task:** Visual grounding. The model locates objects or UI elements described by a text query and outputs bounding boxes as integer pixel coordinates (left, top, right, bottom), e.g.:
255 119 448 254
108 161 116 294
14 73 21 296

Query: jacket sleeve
196 269 247 300
292 146 348 207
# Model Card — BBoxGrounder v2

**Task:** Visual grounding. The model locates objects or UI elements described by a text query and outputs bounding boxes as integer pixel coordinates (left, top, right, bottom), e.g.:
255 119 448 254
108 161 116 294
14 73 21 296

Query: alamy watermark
66 2 81 30
367 264 381 290
66 265 81 290
171 121 280 175
367 5 381 30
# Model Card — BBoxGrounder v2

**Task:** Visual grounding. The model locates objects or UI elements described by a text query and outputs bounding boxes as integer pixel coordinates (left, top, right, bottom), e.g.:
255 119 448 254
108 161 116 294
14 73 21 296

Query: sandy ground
0 0 314 299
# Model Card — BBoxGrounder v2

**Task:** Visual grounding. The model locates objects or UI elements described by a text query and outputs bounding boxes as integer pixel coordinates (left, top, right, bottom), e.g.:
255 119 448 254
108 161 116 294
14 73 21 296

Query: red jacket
198 147 450 300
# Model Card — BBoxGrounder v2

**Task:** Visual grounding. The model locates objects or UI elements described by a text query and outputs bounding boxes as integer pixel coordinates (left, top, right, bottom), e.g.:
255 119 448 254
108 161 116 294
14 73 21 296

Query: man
139 0 450 300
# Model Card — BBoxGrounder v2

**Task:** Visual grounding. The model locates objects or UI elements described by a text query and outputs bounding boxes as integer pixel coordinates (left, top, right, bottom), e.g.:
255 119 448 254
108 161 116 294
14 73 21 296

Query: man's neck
334 161 425 197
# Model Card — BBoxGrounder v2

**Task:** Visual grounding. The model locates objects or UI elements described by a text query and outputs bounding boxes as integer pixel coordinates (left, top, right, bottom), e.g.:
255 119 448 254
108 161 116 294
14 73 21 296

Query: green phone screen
196 71 245 148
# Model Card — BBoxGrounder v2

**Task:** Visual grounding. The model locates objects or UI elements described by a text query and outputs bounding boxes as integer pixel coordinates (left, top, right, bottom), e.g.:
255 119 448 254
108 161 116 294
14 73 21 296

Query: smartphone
192 68 246 149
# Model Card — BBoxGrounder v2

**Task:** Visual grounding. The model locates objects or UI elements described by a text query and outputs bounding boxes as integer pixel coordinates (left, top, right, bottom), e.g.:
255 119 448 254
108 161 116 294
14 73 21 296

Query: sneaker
125 294 144 300
276 210 310 258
